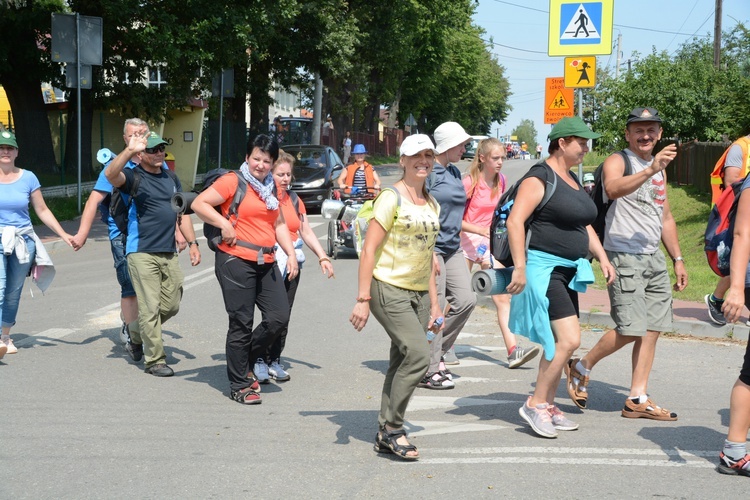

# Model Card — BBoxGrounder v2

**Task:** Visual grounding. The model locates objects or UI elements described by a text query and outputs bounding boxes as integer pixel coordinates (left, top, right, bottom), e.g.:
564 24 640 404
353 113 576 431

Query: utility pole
615 33 622 79
713 0 722 69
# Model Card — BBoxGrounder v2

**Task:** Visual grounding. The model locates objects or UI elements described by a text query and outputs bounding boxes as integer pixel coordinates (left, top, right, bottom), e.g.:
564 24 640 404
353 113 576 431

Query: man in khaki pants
106 131 201 377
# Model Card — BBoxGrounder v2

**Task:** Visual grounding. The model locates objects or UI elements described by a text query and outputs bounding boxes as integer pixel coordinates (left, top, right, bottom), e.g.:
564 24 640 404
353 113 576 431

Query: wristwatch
672 256 684 263
188 241 199 247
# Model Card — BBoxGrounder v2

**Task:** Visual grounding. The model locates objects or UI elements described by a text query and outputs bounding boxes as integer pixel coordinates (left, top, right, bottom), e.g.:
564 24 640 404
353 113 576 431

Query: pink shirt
462 175 505 227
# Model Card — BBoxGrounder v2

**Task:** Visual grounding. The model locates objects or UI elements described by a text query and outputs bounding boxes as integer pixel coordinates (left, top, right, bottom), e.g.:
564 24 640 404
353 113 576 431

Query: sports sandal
376 427 419 461
418 371 455 390
621 397 677 421
230 387 262 405
718 452 750 477
564 358 589 409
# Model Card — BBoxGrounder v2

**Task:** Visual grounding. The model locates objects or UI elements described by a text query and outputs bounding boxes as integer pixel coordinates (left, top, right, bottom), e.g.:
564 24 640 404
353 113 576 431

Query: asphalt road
2 158 748 498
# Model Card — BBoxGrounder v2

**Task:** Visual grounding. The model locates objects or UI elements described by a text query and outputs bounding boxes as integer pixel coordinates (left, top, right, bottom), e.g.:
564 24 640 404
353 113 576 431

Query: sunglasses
144 144 166 154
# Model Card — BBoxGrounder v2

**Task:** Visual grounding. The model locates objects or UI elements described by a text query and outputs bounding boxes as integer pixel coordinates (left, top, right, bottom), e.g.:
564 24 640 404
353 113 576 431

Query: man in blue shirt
73 119 187 346
105 131 201 377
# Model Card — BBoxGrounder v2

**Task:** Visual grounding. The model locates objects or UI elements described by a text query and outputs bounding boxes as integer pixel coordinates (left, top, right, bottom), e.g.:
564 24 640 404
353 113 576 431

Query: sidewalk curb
477 295 749 342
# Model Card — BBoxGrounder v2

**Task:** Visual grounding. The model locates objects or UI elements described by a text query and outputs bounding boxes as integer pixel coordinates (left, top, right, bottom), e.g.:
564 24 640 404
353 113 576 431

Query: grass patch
590 183 713 302
370 154 400 165
31 192 90 226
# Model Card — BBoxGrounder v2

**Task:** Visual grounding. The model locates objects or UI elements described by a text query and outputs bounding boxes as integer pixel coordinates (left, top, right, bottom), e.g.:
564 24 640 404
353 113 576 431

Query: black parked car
284 145 345 209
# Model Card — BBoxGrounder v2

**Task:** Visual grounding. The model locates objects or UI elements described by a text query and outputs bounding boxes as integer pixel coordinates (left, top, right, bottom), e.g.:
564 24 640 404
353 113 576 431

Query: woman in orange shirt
191 135 298 405
254 151 335 383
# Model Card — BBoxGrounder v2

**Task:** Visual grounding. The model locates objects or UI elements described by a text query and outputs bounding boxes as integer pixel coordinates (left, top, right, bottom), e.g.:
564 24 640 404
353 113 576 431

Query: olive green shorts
606 251 673 336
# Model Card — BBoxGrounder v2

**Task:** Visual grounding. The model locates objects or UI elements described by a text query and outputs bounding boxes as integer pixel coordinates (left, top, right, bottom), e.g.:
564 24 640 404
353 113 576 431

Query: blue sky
472 0 749 145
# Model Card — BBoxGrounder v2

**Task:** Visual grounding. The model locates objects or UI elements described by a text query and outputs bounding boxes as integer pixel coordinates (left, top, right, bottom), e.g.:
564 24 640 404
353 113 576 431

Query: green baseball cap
145 131 168 149
548 117 601 141
0 130 18 148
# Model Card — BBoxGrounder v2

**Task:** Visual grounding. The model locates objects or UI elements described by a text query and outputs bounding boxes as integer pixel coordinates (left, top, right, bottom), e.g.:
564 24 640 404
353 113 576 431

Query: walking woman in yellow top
349 135 442 461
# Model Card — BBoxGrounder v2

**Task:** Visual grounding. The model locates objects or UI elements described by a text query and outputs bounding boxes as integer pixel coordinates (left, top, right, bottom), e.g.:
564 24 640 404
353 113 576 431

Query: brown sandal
565 358 589 409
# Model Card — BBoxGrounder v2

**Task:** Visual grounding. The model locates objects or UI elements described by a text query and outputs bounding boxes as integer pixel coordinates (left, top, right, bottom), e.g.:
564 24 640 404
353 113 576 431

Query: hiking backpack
705 179 745 277
354 187 401 257
490 164 557 267
589 150 632 244
200 169 301 252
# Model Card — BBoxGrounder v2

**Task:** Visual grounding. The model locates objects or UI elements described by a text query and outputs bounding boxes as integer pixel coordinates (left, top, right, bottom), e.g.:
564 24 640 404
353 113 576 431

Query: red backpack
705 179 745 276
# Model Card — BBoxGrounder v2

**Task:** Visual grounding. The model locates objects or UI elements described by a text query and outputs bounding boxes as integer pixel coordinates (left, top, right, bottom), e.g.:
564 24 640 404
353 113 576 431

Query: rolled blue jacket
509 249 595 361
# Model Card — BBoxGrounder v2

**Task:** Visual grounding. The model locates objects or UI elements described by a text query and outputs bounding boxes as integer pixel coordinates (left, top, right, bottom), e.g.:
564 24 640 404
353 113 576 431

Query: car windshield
288 148 328 169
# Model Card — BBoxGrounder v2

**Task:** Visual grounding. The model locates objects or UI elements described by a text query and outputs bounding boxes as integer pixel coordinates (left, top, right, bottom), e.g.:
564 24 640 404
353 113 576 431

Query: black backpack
201 169 301 252
590 150 632 243
490 163 557 267
109 167 178 236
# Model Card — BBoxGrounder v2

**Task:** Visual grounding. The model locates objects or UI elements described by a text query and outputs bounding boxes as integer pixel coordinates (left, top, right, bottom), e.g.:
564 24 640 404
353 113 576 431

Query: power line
485 0 710 36
482 38 548 55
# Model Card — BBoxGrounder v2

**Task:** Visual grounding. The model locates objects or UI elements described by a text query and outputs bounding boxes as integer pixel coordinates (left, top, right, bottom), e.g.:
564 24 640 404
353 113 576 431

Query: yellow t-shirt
372 189 441 291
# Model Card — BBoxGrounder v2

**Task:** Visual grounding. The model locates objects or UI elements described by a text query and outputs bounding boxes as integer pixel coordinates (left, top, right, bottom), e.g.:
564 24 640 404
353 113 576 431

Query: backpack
490 164 557 267
354 187 401 256
201 169 301 252
710 136 750 205
590 150 632 244
109 167 179 236
705 178 745 277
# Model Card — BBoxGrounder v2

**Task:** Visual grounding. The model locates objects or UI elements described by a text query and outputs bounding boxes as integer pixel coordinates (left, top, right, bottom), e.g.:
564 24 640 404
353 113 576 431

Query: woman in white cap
424 122 477 387
350 134 443 461
0 130 73 359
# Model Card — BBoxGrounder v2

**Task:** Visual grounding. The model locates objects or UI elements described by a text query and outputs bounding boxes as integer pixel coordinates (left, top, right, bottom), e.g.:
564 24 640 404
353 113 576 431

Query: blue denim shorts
109 234 135 298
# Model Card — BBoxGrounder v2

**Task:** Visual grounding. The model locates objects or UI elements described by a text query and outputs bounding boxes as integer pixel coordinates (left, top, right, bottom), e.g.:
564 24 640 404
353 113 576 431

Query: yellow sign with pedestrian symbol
548 0 614 56
564 56 596 88
544 77 574 124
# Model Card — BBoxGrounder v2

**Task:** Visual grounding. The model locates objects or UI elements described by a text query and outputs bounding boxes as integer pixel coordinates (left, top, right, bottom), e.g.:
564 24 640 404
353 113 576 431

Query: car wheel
327 221 337 259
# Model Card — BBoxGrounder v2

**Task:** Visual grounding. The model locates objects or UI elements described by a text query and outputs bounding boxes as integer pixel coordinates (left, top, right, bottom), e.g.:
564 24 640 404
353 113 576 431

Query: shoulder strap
130 167 142 199
227 171 248 218
288 190 301 218
618 150 633 176
536 164 557 214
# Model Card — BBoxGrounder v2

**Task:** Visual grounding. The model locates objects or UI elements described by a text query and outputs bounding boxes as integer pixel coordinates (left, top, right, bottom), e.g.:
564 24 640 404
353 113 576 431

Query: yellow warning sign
564 56 596 88
544 77 574 124
550 91 571 109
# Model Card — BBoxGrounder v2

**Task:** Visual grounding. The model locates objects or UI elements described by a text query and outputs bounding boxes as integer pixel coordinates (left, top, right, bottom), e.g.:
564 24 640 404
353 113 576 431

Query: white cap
400 134 438 157
434 121 471 154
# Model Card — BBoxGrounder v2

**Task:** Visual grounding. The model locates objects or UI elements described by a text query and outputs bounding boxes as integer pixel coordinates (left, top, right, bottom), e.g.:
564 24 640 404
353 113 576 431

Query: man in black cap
565 107 688 421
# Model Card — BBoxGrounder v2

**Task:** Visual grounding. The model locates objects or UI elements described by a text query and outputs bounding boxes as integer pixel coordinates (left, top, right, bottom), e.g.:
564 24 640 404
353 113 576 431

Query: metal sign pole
76 13 82 214
578 88 583 180
217 71 224 170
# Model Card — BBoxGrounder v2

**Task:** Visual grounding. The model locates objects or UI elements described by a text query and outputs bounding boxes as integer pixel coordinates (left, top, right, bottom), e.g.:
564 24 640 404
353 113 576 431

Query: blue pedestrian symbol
560 2 602 45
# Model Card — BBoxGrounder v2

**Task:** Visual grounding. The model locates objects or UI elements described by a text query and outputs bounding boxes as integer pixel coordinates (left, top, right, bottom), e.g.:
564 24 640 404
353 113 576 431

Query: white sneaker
268 359 290 382
254 358 270 384
2 337 17 355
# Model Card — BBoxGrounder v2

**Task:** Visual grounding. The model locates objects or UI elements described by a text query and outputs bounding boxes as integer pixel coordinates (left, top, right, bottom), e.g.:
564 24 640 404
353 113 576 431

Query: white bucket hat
434 122 471 154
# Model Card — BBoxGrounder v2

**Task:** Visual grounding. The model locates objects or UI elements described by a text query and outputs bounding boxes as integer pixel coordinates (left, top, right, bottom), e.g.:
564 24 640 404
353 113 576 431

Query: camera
171 191 198 215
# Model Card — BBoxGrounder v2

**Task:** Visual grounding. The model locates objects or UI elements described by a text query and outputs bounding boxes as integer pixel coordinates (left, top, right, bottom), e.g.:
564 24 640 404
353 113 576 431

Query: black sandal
377 427 419 461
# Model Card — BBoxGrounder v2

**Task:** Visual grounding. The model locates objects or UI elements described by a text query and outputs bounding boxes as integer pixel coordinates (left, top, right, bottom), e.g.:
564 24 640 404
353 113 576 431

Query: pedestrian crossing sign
544 77 574 124
548 0 613 56
564 56 596 88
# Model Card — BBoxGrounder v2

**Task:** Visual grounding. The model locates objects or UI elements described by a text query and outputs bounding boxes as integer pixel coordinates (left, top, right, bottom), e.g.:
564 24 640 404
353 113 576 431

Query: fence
667 140 730 193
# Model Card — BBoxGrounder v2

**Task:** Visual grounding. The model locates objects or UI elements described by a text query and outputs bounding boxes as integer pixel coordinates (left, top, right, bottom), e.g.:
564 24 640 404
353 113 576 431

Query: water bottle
426 316 444 342
477 243 487 258
495 214 507 235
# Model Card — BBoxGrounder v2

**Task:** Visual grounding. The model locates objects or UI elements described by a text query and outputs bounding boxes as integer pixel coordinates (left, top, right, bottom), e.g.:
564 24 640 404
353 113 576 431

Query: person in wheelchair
338 143 380 198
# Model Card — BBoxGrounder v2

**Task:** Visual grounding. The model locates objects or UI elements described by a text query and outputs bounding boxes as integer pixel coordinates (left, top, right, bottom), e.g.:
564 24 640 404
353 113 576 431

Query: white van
461 135 490 160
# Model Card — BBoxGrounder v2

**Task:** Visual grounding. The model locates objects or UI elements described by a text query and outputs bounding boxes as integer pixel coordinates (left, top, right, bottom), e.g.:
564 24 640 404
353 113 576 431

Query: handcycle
320 186 378 259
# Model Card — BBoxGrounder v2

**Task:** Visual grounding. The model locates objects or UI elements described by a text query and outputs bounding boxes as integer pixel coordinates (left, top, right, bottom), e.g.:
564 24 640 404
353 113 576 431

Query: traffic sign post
544 77 574 124
548 0 613 56
564 56 596 88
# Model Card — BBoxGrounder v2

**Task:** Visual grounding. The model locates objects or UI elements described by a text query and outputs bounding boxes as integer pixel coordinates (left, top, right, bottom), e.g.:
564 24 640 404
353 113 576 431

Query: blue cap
352 144 367 154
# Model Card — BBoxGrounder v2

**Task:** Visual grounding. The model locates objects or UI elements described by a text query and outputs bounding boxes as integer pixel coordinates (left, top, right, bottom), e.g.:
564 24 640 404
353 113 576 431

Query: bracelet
188 241 199 247
356 297 371 303
319 257 331 263
672 256 684 263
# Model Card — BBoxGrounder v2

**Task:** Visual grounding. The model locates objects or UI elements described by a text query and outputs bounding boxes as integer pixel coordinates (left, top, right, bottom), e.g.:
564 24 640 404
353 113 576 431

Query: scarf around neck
239 161 278 210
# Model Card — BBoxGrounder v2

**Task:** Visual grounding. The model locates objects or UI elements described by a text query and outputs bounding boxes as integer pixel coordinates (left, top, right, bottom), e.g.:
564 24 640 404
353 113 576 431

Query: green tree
512 119 538 153
0 0 66 173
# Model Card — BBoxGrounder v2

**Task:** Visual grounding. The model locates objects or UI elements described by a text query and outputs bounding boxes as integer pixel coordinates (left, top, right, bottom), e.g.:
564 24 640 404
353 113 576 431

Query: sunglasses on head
144 144 166 154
